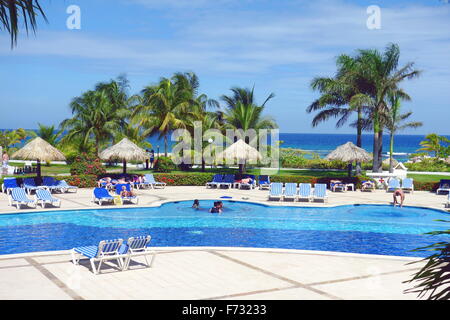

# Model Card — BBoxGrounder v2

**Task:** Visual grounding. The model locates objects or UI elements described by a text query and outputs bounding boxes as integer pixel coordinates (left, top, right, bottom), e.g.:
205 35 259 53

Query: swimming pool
0 201 448 257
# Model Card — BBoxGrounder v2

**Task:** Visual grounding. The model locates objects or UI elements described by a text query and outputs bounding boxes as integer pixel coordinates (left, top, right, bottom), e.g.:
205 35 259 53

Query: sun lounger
8 187 37 209
23 178 44 195
71 239 125 274
330 181 346 192
258 175 270 190
386 178 400 192
143 174 166 189
219 174 235 189
283 183 297 201
401 178 414 193
206 174 223 188
35 189 61 208
437 179 450 195
298 183 312 202
2 177 20 194
42 176 63 193
268 182 283 201
55 180 78 193
239 175 256 189
115 184 138 204
361 180 375 192
121 235 156 270
312 184 328 202
93 187 114 206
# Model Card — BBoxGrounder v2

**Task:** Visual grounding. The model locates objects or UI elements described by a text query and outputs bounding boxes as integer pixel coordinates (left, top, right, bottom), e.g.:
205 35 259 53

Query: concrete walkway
0 247 423 300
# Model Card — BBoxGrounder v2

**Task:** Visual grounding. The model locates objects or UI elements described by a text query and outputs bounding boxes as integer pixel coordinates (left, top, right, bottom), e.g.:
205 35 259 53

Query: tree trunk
389 132 395 173
164 134 168 157
347 162 353 177
355 108 363 175
377 130 383 173
372 130 380 173
201 159 206 172
123 159 127 174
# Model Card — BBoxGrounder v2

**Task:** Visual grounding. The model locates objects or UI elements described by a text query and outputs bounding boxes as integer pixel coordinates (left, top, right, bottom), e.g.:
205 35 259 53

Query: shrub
70 153 106 176
404 159 450 172
154 156 177 173
153 173 214 186
62 175 98 188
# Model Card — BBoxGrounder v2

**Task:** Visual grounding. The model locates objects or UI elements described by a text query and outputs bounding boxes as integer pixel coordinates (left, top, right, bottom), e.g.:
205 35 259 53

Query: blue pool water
0 201 449 257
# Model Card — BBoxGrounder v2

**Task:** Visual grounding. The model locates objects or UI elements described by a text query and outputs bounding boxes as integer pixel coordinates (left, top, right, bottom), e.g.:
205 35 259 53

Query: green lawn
407 174 449 183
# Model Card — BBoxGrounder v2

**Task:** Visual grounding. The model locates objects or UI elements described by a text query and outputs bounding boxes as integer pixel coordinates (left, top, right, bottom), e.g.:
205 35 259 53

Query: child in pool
192 199 200 209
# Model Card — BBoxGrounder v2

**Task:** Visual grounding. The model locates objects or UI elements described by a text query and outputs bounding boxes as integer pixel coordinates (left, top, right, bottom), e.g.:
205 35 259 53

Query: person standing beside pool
149 149 155 169
393 188 405 207
2 151 9 173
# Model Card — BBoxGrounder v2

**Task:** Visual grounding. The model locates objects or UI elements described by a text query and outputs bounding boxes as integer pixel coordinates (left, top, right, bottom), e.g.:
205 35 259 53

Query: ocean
146 133 441 162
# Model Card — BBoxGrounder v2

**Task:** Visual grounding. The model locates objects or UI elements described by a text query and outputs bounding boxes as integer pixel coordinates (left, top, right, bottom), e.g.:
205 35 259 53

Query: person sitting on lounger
393 188 405 207
361 180 375 191
120 185 136 198
330 180 345 192
98 177 111 188
192 199 200 209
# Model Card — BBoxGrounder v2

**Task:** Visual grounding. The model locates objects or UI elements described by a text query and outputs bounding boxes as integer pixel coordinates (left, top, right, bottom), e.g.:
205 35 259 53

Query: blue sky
1 0 449 134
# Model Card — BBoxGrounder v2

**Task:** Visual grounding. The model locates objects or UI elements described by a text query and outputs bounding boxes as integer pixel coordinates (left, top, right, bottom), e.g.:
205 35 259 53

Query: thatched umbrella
325 142 371 177
11 137 66 179
217 139 262 174
99 138 148 174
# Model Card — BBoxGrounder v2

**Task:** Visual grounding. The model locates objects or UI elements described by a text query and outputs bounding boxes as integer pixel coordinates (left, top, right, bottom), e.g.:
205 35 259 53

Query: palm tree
350 43 421 172
385 93 422 172
131 74 194 156
33 123 61 146
60 90 123 154
1 0 47 47
418 134 450 158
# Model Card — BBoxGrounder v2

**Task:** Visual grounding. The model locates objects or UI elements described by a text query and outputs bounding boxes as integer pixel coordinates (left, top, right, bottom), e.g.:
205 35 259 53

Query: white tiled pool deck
0 186 448 300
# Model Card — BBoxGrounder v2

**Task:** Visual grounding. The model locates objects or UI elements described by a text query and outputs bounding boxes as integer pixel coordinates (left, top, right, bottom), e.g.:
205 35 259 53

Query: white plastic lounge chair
8 187 37 209
35 189 61 208
268 182 283 201
258 175 270 190
42 176 59 192
219 174 235 189
55 180 78 193
115 184 139 204
283 183 297 201
330 181 346 192
401 178 414 193
2 177 20 194
23 178 44 195
386 178 400 192
121 235 156 270
71 239 125 274
361 180 376 192
205 174 223 188
144 174 166 189
437 180 450 195
93 188 114 206
312 184 328 203
298 183 312 202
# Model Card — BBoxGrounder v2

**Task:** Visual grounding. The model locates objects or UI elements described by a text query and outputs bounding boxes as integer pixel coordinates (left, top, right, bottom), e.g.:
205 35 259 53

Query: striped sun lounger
268 182 283 201
2 177 20 194
121 235 156 270
298 183 312 202
401 178 414 193
144 174 166 189
387 178 400 192
42 176 62 193
23 178 44 195
312 184 328 203
258 175 270 190
55 180 78 193
283 183 297 201
8 187 37 209
35 189 61 208
219 174 235 189
71 239 125 274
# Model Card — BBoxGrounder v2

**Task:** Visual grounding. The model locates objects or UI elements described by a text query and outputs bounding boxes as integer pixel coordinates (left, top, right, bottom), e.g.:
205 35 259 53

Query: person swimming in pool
192 199 200 209
210 202 222 214
393 188 405 207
